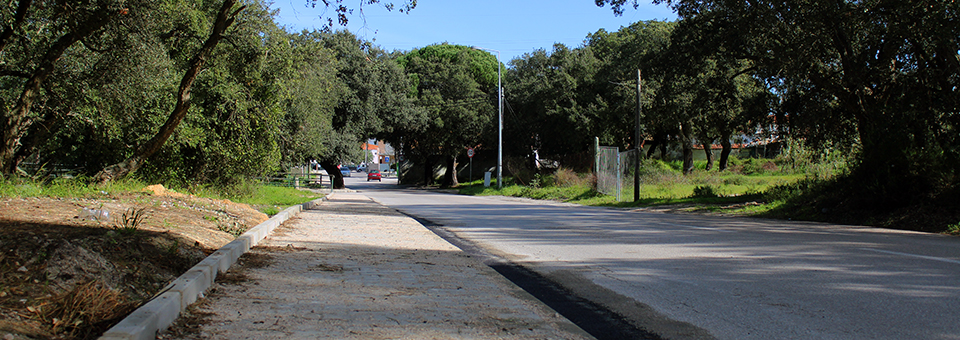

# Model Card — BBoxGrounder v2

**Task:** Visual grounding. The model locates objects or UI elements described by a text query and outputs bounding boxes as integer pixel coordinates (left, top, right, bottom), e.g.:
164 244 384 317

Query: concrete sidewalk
162 192 591 339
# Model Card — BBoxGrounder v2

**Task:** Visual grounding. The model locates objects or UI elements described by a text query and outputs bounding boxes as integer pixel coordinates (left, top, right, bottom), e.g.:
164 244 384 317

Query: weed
167 239 182 256
217 222 247 237
530 173 543 188
114 207 147 235
260 206 280 216
948 223 960 235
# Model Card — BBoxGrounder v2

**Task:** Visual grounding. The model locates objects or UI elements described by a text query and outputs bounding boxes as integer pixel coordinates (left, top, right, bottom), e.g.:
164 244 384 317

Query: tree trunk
699 133 715 171
93 0 244 183
680 121 695 175
10 108 62 172
319 160 344 189
1 6 115 175
646 131 668 160
658 137 668 161
718 131 732 172
422 156 434 186
442 154 459 187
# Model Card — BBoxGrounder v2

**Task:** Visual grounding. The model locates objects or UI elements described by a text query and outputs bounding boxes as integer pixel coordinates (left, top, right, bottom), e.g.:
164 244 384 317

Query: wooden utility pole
634 69 642 202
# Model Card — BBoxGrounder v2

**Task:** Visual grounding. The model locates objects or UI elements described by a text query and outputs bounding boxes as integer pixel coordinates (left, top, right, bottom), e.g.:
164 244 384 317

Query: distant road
346 178 960 340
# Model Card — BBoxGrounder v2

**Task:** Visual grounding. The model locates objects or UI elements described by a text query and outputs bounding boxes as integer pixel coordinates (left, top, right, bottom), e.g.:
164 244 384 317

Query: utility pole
635 69 642 202
473 46 502 189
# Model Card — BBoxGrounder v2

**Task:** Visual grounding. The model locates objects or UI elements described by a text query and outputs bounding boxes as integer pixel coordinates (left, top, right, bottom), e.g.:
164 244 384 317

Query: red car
366 169 381 181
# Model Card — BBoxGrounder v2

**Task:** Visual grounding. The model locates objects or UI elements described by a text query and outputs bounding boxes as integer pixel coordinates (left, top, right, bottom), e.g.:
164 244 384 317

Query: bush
776 138 853 178
947 222 960 235
637 159 682 184
728 156 779 175
691 185 719 198
554 167 589 187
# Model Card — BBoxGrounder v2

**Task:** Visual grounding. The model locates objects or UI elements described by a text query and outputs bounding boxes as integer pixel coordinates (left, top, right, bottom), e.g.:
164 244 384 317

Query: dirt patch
0 188 268 340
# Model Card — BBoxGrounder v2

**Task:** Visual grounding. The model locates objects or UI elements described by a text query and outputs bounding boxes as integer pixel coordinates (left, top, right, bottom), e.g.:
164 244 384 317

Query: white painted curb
98 195 330 340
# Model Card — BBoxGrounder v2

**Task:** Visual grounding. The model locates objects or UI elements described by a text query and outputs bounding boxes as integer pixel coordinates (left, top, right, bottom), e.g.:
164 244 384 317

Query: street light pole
474 46 502 189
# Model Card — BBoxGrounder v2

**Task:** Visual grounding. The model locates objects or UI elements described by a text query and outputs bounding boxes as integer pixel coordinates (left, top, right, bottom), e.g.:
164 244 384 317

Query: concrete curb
98 195 330 340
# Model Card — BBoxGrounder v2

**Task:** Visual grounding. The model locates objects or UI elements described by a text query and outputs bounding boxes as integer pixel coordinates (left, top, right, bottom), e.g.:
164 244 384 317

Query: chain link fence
596 146 621 201
596 146 641 201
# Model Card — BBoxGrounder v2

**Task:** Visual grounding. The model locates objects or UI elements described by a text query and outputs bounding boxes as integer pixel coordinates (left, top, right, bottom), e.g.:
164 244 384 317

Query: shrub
554 167 587 187
723 175 747 186
691 185 719 198
948 222 960 235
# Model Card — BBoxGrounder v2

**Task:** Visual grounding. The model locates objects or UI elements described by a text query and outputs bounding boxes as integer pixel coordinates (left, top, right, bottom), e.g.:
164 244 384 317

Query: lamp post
473 46 502 189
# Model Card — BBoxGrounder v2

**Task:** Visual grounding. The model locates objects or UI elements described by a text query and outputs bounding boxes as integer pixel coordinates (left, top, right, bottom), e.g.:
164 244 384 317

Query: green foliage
397 43 498 185
947 223 960 235
0 176 145 198
776 138 852 179
114 207 148 236
726 157 779 175
226 184 322 208
259 206 281 216
505 44 604 155
691 185 719 198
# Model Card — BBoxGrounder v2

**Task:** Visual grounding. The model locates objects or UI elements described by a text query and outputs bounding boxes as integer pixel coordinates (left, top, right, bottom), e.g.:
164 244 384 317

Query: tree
397 44 498 186
94 0 246 183
0 0 125 175
312 30 422 189
303 0 416 27
597 0 960 200
587 20 674 153
506 44 603 162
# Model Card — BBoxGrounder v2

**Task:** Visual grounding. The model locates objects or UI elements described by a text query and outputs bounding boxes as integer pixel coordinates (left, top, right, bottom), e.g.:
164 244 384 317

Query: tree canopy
597 0 959 202
396 44 500 186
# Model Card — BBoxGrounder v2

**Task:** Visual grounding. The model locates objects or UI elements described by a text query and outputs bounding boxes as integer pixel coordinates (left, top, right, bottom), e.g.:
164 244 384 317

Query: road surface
344 176 960 340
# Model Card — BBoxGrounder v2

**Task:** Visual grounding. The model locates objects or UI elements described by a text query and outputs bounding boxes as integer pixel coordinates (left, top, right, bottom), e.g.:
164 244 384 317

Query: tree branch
94 0 246 183
0 0 33 53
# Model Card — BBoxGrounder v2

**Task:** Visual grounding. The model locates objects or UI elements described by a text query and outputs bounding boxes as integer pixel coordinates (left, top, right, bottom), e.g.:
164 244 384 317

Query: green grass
0 176 147 198
227 185 321 206
457 168 804 216
182 181 324 216
0 176 323 216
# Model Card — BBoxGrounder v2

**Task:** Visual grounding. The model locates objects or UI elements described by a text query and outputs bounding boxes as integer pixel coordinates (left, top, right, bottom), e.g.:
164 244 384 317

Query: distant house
363 140 396 170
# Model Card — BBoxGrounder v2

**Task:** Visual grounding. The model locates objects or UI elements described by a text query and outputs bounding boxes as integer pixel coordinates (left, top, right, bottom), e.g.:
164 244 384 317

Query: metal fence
596 146 621 201
596 147 641 202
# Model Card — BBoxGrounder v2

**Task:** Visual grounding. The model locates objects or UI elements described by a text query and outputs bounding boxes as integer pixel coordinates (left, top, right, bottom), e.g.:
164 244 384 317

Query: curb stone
97 195 330 340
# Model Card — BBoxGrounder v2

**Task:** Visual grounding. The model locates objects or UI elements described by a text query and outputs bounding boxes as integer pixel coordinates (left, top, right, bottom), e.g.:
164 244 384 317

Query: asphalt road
344 176 960 340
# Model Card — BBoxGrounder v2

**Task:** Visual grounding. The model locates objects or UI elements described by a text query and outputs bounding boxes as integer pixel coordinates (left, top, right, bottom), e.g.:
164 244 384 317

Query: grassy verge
225 185 324 216
458 165 801 216
0 177 323 216
457 165 960 233
0 176 148 198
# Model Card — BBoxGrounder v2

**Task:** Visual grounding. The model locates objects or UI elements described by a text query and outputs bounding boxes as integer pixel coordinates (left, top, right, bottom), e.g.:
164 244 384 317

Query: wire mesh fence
596 146 621 201
596 147 641 202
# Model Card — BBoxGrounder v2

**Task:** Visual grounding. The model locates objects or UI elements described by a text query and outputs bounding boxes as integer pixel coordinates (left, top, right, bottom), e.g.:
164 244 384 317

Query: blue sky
268 0 678 62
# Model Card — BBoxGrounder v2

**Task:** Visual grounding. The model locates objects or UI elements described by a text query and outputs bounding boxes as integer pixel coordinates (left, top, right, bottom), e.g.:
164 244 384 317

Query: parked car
367 169 381 181
340 167 351 177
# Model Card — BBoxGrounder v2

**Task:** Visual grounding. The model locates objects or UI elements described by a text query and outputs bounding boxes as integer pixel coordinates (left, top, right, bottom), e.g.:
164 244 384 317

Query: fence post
594 137 600 189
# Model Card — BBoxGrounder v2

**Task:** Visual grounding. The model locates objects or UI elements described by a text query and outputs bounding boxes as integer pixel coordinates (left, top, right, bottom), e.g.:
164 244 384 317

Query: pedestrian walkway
165 192 591 339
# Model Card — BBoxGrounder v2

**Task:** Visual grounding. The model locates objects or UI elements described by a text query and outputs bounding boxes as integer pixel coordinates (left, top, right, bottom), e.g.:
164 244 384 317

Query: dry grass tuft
554 167 592 187
38 281 135 339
